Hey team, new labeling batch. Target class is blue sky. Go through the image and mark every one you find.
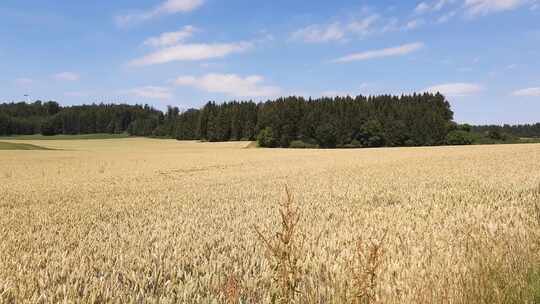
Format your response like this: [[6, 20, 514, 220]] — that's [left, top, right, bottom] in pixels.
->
[[1, 0, 539, 124]]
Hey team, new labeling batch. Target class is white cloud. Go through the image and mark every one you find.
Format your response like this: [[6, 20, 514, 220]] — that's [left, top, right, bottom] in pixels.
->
[[15, 78, 33, 86], [347, 15, 380, 35], [199, 62, 225, 69], [506, 64, 518, 69], [129, 41, 252, 66], [464, 0, 528, 16], [290, 23, 346, 43], [125, 86, 173, 100], [158, 0, 204, 13], [321, 90, 351, 97], [512, 87, 540, 96], [143, 26, 198, 47], [416, 0, 456, 14], [381, 18, 400, 32], [116, 0, 204, 26], [403, 19, 424, 30], [320, 83, 373, 97], [415, 2, 431, 13], [414, 0, 531, 20], [290, 8, 431, 44], [424, 82, 483, 96], [290, 14, 400, 43], [173, 73, 281, 97], [381, 17, 421, 32], [53, 72, 80, 81], [434, 0, 453, 10], [332, 42, 424, 63], [290, 13, 418, 43], [437, 10, 458, 23], [64, 91, 89, 97]]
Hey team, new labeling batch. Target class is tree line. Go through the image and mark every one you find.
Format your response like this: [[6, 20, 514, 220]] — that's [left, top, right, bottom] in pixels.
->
[[0, 101, 162, 136], [471, 124, 540, 139], [194, 94, 455, 148], [1, 95, 538, 148]]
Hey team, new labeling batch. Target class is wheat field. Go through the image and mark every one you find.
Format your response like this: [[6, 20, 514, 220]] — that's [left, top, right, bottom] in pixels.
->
[[1, 138, 539, 303]]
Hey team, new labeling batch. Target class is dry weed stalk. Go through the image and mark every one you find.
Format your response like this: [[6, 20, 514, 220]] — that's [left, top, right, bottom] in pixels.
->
[[254, 185, 303, 303], [220, 274, 241, 304], [351, 230, 387, 304], [534, 185, 540, 226]]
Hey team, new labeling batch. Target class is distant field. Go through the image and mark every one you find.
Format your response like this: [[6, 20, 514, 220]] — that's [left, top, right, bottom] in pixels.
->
[[1, 139, 539, 303], [0, 141, 51, 150], [519, 137, 540, 143], [0, 133, 130, 140]]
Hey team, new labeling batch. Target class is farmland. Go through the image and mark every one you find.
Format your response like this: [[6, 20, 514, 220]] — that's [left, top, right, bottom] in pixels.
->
[[1, 138, 539, 303], [0, 141, 51, 151]]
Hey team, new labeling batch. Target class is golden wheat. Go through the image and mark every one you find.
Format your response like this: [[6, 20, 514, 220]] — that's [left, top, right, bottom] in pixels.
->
[[1, 138, 539, 303]]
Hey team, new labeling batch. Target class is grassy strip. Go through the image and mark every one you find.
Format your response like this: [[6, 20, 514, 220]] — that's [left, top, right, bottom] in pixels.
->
[[471, 137, 540, 145], [518, 138, 540, 144], [527, 268, 540, 303], [0, 133, 130, 140], [244, 141, 258, 149], [0, 141, 52, 150]]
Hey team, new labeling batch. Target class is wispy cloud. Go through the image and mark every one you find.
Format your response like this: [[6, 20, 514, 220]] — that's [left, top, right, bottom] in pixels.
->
[[64, 91, 90, 97], [347, 15, 380, 35], [289, 12, 418, 43], [416, 0, 535, 21], [512, 87, 540, 96], [321, 83, 375, 97], [129, 41, 252, 66], [116, 0, 204, 27], [143, 26, 198, 47], [14, 78, 33, 86], [424, 82, 483, 96], [415, 2, 431, 14], [173, 73, 280, 97], [124, 86, 173, 100], [53, 72, 80, 81], [332, 42, 424, 63], [403, 19, 424, 30], [506, 64, 518, 69], [464, 0, 528, 16], [290, 23, 346, 43], [436, 10, 458, 23], [415, 0, 456, 14], [320, 90, 351, 97]]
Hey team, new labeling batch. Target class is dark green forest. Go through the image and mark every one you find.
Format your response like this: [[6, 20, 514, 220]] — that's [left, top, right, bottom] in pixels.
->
[[0, 101, 162, 136], [1, 94, 539, 148], [471, 124, 540, 139]]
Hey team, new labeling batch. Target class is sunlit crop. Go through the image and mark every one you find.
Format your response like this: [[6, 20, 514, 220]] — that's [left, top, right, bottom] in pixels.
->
[[1, 138, 539, 303]]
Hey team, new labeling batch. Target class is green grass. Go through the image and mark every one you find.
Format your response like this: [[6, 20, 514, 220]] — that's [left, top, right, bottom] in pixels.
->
[[0, 133, 130, 140], [0, 141, 52, 150], [528, 268, 540, 303], [468, 132, 540, 145], [244, 141, 258, 149], [518, 138, 540, 144]]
